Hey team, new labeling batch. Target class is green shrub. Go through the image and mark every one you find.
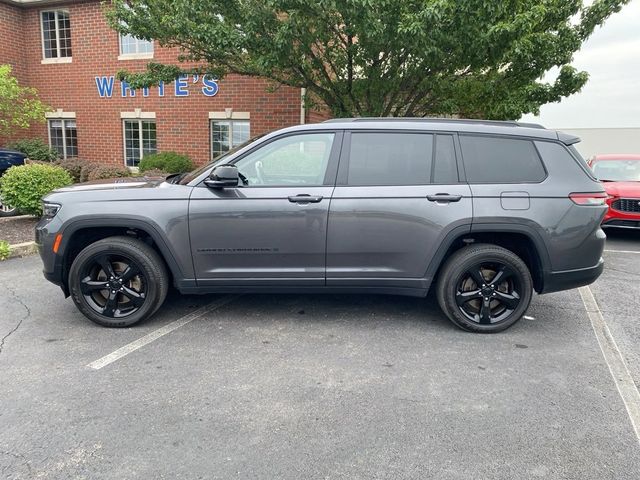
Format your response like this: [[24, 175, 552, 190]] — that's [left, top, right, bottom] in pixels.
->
[[0, 164, 72, 216], [0, 241, 10, 261], [139, 152, 193, 174], [6, 139, 59, 162], [134, 168, 168, 178], [54, 158, 88, 183], [87, 166, 131, 181]]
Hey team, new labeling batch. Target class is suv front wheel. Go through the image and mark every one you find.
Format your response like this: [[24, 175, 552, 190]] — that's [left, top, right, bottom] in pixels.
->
[[68, 236, 169, 327], [436, 244, 533, 333]]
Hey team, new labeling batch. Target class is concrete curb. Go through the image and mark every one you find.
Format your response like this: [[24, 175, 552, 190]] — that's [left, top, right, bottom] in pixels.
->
[[0, 214, 34, 221], [6, 241, 37, 260]]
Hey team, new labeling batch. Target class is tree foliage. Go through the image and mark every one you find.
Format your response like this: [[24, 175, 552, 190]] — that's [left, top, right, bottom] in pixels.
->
[[0, 65, 50, 137], [108, 0, 630, 119]]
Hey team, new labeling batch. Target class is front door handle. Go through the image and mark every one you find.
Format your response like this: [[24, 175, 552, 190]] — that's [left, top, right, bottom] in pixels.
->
[[427, 193, 463, 203], [288, 194, 324, 204]]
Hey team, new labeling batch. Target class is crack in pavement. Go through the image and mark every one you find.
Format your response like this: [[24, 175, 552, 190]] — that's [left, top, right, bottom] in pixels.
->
[[0, 450, 33, 477], [0, 280, 31, 358]]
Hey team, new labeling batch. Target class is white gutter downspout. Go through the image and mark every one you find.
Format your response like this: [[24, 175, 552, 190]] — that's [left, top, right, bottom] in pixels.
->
[[300, 88, 307, 124]]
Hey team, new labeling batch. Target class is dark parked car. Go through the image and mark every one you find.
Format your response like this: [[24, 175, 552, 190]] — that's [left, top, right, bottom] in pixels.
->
[[0, 148, 27, 217], [36, 119, 607, 332]]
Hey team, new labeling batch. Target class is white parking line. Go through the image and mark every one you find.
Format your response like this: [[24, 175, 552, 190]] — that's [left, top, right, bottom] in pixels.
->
[[579, 286, 640, 444], [87, 295, 240, 370], [604, 249, 640, 254]]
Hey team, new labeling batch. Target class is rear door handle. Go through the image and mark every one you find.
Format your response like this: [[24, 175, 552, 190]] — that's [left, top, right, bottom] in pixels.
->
[[288, 194, 324, 204], [427, 193, 463, 203]]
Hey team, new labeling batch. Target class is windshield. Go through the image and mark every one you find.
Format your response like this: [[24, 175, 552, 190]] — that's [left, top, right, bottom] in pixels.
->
[[178, 134, 266, 185], [591, 159, 640, 182]]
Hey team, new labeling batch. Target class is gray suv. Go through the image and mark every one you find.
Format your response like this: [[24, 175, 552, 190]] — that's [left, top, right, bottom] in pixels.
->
[[36, 119, 607, 332]]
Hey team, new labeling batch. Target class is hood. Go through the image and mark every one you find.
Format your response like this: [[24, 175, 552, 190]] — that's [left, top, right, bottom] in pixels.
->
[[55, 175, 167, 192], [602, 181, 640, 198]]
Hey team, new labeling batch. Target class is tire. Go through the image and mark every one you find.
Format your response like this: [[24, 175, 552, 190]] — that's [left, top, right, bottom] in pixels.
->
[[436, 244, 533, 333], [68, 236, 169, 327], [0, 198, 18, 217]]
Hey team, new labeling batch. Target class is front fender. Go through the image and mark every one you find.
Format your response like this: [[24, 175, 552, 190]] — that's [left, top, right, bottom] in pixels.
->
[[56, 214, 193, 287]]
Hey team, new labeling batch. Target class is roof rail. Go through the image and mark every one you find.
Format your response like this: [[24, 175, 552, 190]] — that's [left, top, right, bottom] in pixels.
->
[[323, 117, 546, 129]]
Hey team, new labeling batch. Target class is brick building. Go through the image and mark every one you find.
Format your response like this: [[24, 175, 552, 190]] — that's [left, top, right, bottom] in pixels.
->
[[0, 0, 323, 167]]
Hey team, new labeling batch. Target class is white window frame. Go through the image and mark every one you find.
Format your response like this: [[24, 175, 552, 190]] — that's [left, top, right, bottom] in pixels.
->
[[118, 34, 154, 61], [46, 111, 77, 159], [121, 112, 157, 168], [40, 9, 72, 63], [209, 111, 251, 161]]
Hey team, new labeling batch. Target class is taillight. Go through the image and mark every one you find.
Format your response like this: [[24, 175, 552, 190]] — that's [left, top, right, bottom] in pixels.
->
[[569, 192, 608, 206]]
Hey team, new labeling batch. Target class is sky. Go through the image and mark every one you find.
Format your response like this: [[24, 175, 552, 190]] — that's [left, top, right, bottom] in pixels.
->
[[520, 0, 640, 129]]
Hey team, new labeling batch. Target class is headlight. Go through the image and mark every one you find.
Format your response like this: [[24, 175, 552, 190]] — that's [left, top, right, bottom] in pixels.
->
[[42, 202, 61, 219]]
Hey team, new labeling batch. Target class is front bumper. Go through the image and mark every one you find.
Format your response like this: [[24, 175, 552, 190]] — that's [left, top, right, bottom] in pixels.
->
[[602, 200, 640, 229], [602, 219, 640, 229], [35, 215, 67, 292]]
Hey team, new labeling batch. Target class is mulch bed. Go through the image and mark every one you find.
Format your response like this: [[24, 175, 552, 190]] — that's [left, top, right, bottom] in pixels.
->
[[0, 215, 38, 245]]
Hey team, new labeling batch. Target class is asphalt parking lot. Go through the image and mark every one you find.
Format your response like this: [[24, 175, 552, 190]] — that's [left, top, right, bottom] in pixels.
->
[[1, 230, 639, 479]]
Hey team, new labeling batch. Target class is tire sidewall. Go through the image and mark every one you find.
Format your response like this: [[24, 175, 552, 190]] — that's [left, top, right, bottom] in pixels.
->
[[0, 203, 18, 217], [69, 241, 162, 327], [439, 248, 533, 333]]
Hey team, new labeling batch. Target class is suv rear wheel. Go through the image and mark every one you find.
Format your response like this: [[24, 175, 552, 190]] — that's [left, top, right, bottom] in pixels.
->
[[436, 244, 533, 333], [68, 236, 169, 327]]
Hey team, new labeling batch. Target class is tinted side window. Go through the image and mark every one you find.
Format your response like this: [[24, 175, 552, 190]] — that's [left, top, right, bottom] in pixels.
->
[[348, 133, 433, 186], [460, 135, 546, 183], [433, 135, 458, 183]]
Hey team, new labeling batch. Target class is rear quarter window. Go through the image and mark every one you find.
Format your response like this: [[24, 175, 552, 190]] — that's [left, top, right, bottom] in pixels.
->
[[460, 135, 546, 183], [534, 140, 599, 182]]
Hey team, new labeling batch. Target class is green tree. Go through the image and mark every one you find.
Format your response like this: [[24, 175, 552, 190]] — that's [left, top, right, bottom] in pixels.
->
[[108, 0, 630, 119], [0, 65, 50, 137]]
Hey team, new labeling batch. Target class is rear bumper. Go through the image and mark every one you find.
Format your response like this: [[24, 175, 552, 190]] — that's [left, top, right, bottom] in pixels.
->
[[541, 258, 604, 294]]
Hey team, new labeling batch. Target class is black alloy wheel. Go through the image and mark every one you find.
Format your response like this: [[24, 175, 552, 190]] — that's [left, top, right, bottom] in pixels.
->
[[68, 236, 169, 327], [436, 244, 533, 333], [455, 262, 522, 325], [79, 253, 147, 318]]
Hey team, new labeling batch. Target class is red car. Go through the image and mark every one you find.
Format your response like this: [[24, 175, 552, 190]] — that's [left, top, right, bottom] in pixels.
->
[[588, 154, 640, 229]]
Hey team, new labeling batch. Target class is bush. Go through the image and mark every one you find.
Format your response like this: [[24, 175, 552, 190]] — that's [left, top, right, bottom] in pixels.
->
[[6, 139, 59, 162], [139, 152, 193, 174], [79, 163, 100, 183], [0, 241, 10, 261], [86, 166, 131, 181], [54, 158, 88, 183], [134, 168, 168, 178], [0, 164, 72, 216]]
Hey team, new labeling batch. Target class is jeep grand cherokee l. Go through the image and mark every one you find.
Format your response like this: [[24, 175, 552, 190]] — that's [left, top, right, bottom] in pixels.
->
[[36, 119, 607, 333]]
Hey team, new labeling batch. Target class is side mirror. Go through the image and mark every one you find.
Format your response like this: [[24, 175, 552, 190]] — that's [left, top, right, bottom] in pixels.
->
[[204, 165, 239, 189]]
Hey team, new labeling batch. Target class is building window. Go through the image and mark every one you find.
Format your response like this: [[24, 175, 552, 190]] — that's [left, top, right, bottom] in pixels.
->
[[41, 10, 72, 59], [48, 119, 77, 159], [123, 119, 157, 167], [210, 120, 250, 160], [119, 34, 153, 56]]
